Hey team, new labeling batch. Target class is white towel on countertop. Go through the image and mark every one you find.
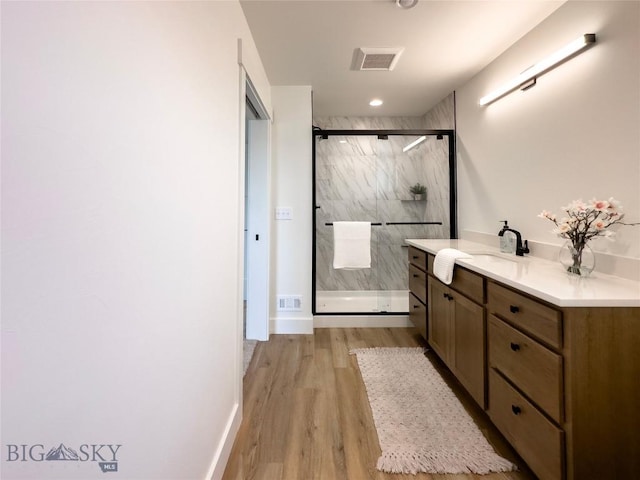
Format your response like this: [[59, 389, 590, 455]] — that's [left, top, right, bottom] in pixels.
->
[[433, 248, 472, 285], [333, 221, 371, 269]]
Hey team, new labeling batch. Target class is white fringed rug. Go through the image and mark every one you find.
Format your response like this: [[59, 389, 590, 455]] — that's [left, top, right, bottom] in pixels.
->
[[351, 347, 517, 475]]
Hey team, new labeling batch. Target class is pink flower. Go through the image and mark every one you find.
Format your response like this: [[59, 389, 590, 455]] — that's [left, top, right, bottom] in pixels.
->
[[538, 210, 556, 221], [590, 198, 609, 211], [564, 199, 586, 212], [539, 196, 634, 245], [553, 223, 571, 235], [607, 197, 623, 211]]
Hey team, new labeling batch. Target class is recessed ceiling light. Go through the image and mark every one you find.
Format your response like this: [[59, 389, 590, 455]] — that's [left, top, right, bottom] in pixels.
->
[[369, 99, 383, 107], [396, 0, 418, 9]]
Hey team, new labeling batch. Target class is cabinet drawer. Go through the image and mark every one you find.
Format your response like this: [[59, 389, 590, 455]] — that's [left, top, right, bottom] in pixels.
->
[[408, 246, 427, 271], [409, 264, 427, 304], [489, 370, 564, 480], [428, 253, 484, 304], [488, 282, 562, 349], [409, 293, 427, 340], [489, 315, 563, 423], [451, 267, 484, 305]]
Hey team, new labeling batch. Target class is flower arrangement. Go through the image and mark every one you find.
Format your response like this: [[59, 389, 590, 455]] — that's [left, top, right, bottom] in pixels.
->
[[539, 197, 637, 275]]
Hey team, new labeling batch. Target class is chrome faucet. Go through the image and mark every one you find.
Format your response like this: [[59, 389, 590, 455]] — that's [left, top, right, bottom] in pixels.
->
[[498, 224, 530, 256]]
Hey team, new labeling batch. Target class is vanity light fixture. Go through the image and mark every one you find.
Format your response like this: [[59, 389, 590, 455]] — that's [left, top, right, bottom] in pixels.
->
[[479, 33, 596, 106], [369, 98, 383, 107], [402, 135, 426, 152]]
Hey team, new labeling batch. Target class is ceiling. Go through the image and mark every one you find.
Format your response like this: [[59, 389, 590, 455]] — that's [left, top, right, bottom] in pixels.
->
[[240, 0, 565, 117]]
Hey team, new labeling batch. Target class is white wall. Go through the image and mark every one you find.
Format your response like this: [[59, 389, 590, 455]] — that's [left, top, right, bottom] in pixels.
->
[[456, 1, 640, 273], [1, 1, 269, 479], [270, 86, 314, 334]]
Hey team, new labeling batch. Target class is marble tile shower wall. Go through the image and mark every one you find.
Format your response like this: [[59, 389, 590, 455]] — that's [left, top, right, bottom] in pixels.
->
[[314, 114, 452, 292], [423, 92, 455, 130]]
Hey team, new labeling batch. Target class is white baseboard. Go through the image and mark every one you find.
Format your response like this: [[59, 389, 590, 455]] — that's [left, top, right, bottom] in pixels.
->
[[270, 316, 314, 334], [314, 315, 411, 328], [205, 402, 241, 480]]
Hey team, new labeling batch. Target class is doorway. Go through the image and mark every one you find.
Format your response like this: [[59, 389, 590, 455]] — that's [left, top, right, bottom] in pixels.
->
[[244, 79, 270, 340]]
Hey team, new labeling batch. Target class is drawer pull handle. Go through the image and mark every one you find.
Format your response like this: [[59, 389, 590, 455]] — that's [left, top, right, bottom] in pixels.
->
[[413, 305, 420, 309], [443, 293, 453, 301], [412, 255, 419, 259], [511, 405, 522, 415], [509, 305, 520, 314], [510, 342, 521, 351], [413, 274, 419, 278]]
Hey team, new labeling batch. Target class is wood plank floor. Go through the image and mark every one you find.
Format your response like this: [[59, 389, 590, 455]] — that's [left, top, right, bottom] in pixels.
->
[[222, 328, 536, 480]]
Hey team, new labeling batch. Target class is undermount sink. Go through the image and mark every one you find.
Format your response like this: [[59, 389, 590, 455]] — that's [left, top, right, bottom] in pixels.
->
[[462, 252, 527, 275], [465, 252, 522, 263]]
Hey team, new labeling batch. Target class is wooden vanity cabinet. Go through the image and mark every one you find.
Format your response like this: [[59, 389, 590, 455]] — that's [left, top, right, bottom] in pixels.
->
[[427, 254, 486, 408], [408, 246, 428, 339], [410, 245, 640, 480], [487, 280, 640, 480], [487, 282, 565, 480], [453, 293, 486, 409], [426, 278, 450, 362]]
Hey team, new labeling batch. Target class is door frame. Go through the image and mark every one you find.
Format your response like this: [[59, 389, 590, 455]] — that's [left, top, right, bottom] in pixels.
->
[[242, 74, 271, 341]]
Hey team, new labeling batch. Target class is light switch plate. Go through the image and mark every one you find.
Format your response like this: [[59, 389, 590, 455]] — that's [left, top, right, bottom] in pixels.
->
[[275, 207, 293, 220]]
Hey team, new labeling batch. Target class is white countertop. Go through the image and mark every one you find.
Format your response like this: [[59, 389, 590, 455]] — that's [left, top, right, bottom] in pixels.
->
[[406, 239, 640, 307]]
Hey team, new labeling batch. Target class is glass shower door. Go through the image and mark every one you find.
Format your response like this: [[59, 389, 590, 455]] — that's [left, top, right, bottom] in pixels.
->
[[313, 131, 451, 314], [314, 134, 380, 313]]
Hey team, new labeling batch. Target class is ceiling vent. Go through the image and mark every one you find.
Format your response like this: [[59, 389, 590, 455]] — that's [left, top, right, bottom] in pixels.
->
[[354, 47, 404, 71]]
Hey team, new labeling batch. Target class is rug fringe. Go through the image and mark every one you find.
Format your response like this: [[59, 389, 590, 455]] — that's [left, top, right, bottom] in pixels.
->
[[376, 450, 517, 475]]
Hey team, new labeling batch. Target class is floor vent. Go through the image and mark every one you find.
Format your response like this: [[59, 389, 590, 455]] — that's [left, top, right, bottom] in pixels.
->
[[355, 47, 404, 71], [277, 295, 302, 312]]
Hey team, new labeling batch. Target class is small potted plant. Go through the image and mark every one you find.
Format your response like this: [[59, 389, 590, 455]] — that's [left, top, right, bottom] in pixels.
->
[[409, 182, 427, 201]]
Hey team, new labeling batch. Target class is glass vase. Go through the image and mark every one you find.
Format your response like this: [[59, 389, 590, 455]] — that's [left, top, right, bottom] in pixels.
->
[[558, 241, 595, 276]]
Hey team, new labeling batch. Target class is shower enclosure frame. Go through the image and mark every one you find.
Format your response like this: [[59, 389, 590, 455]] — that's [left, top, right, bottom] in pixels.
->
[[312, 128, 457, 316]]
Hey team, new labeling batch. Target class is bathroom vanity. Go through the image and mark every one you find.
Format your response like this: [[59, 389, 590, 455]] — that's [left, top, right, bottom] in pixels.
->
[[406, 239, 640, 480], [408, 246, 428, 339]]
